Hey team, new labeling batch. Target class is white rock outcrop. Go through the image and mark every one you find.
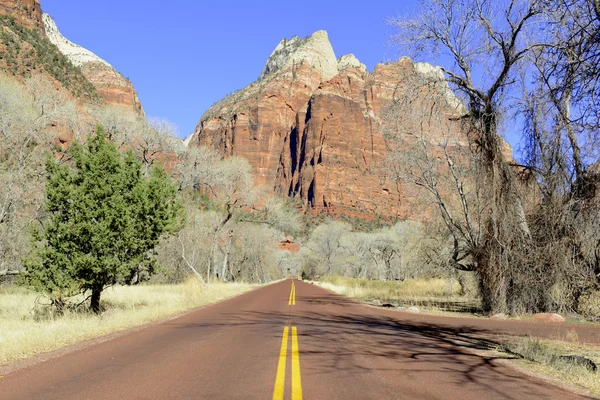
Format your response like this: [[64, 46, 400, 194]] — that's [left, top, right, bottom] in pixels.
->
[[414, 61, 465, 113], [182, 133, 194, 147], [42, 13, 111, 68], [260, 30, 338, 82], [337, 54, 366, 73]]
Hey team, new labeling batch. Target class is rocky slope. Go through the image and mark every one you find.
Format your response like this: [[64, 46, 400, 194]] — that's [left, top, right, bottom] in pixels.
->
[[0, 0, 43, 32], [41, 13, 143, 114], [188, 31, 470, 220], [0, 0, 143, 114]]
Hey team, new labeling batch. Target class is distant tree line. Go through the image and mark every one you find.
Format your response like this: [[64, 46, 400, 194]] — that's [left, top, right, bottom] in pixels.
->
[[0, 72, 301, 314]]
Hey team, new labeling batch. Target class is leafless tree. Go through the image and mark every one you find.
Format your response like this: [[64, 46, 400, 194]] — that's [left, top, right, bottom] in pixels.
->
[[382, 66, 491, 283], [388, 0, 600, 313], [304, 219, 352, 276], [90, 106, 181, 172], [0, 73, 76, 277], [516, 0, 600, 312], [389, 0, 548, 312]]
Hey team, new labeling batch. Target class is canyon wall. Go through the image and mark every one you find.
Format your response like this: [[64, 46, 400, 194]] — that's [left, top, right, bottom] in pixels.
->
[[189, 31, 470, 220]]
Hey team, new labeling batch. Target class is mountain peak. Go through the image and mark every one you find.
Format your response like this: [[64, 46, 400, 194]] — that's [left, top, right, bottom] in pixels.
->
[[260, 30, 338, 82], [41, 12, 143, 115], [337, 54, 366, 73], [42, 13, 111, 68]]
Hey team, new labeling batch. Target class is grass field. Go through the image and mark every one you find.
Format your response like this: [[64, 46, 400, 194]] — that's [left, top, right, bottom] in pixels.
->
[[316, 276, 480, 313], [0, 279, 254, 365], [501, 336, 600, 397]]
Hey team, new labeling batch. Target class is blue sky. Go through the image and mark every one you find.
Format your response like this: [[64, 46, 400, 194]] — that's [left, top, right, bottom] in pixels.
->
[[41, 0, 417, 139], [39, 0, 526, 159]]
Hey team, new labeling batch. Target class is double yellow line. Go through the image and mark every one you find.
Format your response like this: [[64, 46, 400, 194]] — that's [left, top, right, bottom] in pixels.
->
[[272, 326, 302, 400], [273, 280, 302, 399], [288, 280, 296, 305]]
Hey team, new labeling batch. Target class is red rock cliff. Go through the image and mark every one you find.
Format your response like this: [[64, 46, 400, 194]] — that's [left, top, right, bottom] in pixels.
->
[[0, 0, 43, 32], [80, 61, 143, 115], [188, 31, 471, 220]]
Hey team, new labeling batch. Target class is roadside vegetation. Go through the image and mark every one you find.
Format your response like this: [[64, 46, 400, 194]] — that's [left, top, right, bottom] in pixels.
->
[[500, 337, 600, 397], [0, 72, 300, 294], [0, 279, 253, 364], [380, 0, 600, 317], [316, 276, 477, 314], [0, 68, 300, 362], [319, 276, 463, 299]]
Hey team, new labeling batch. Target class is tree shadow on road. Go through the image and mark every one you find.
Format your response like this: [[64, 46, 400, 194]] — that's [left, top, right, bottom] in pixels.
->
[[167, 291, 590, 399]]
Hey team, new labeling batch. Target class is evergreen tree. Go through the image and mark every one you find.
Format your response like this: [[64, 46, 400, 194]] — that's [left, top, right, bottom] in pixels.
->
[[21, 126, 184, 313]]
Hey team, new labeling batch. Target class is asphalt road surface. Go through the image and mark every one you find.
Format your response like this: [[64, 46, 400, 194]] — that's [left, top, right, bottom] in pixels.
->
[[2, 280, 599, 399]]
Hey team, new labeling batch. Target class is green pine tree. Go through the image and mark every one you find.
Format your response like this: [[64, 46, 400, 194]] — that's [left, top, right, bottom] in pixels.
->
[[21, 126, 184, 313]]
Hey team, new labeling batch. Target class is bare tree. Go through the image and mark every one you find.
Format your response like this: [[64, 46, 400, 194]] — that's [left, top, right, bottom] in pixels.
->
[[135, 117, 180, 171], [90, 106, 181, 171], [175, 145, 222, 191], [304, 220, 353, 276], [526, 0, 600, 188], [387, 0, 600, 313], [0, 73, 76, 277], [389, 0, 546, 312], [516, 0, 600, 312], [382, 67, 488, 278], [89, 105, 138, 148]]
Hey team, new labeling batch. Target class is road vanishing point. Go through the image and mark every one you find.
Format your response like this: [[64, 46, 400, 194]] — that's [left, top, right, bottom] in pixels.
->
[[1, 279, 598, 399]]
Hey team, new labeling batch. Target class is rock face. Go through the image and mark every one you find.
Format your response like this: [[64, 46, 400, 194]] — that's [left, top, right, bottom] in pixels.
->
[[79, 61, 144, 115], [42, 13, 143, 114], [188, 31, 469, 219], [260, 30, 338, 82], [337, 54, 366, 73], [0, 0, 43, 32], [0, 2, 143, 114], [279, 237, 300, 253]]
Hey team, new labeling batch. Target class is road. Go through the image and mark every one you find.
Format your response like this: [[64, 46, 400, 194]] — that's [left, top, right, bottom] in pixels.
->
[[1, 279, 598, 399]]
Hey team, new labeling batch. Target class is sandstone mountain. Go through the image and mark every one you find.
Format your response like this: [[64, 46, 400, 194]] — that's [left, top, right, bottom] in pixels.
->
[[42, 13, 143, 114], [0, 0, 142, 114], [187, 31, 472, 220]]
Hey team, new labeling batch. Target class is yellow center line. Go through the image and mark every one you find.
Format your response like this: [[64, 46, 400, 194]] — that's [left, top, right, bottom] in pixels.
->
[[272, 326, 303, 400], [291, 326, 303, 400], [292, 282, 296, 305], [275, 281, 302, 398], [272, 326, 289, 400], [288, 280, 296, 306]]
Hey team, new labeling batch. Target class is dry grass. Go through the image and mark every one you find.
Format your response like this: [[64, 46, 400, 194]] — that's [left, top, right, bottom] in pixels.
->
[[578, 291, 600, 320], [0, 279, 254, 365], [502, 336, 600, 397], [316, 276, 479, 313]]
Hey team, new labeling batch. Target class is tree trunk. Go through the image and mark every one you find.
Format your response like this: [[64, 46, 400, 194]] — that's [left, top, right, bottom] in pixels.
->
[[221, 233, 233, 281], [53, 298, 65, 315], [90, 285, 102, 314], [207, 240, 216, 284], [476, 107, 530, 314], [385, 257, 393, 281]]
